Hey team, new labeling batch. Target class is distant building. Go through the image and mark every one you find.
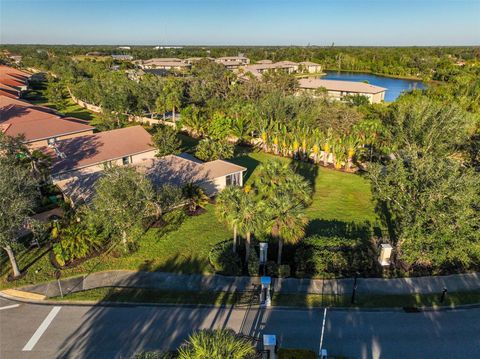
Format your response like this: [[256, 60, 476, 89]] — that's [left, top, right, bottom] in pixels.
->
[[0, 95, 94, 148], [240, 60, 322, 77], [215, 56, 250, 69], [117, 46, 131, 50], [298, 78, 386, 104], [138, 58, 191, 71], [111, 54, 133, 61]]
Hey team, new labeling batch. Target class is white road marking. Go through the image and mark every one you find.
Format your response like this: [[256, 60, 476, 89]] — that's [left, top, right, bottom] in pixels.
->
[[0, 304, 20, 311], [22, 306, 61, 351]]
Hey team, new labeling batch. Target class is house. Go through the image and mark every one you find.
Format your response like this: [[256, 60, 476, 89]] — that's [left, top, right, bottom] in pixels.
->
[[46, 125, 157, 180], [0, 96, 94, 148], [215, 56, 250, 69], [139, 58, 191, 71], [298, 78, 386, 104], [240, 60, 321, 78], [137, 154, 247, 196], [298, 61, 322, 74], [0, 66, 32, 98]]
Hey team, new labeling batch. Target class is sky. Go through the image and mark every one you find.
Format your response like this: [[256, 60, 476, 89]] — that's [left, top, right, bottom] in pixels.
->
[[1, 0, 479, 46]]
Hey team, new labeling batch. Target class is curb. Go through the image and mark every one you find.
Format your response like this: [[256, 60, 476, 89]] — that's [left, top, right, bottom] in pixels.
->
[[2, 290, 479, 313]]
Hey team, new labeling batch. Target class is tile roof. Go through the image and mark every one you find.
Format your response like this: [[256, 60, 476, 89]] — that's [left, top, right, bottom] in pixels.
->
[[0, 105, 94, 143], [0, 95, 58, 114], [298, 78, 386, 94], [48, 126, 155, 174], [137, 155, 246, 187]]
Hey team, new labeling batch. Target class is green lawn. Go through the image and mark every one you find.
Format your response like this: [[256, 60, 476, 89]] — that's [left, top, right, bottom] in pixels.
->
[[1, 151, 379, 289]]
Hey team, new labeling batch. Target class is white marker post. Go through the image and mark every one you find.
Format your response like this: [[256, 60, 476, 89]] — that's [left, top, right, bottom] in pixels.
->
[[318, 307, 328, 359]]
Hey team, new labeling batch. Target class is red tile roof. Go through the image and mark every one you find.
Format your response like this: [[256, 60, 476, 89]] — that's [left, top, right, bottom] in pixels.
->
[[0, 105, 94, 143], [0, 95, 58, 114], [48, 126, 155, 174]]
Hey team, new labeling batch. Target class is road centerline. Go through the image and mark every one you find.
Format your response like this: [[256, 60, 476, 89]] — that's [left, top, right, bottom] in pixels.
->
[[0, 304, 20, 311], [22, 306, 62, 351]]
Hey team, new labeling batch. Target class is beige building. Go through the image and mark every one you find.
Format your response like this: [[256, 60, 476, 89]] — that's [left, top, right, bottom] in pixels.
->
[[298, 78, 386, 104], [47, 126, 157, 181], [215, 56, 250, 69], [240, 60, 321, 78], [139, 58, 191, 71]]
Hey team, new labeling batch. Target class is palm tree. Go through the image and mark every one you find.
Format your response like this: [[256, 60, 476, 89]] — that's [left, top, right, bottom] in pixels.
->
[[215, 186, 244, 253], [178, 329, 256, 359], [182, 183, 209, 213], [255, 160, 291, 199], [236, 193, 264, 264], [164, 78, 183, 122], [266, 195, 308, 264]]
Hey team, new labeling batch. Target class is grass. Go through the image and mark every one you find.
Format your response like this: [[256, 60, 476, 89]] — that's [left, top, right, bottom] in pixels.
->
[[50, 287, 480, 309], [1, 150, 379, 289]]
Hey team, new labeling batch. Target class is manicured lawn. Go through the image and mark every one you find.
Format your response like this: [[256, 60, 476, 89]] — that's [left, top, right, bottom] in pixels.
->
[[1, 151, 379, 289]]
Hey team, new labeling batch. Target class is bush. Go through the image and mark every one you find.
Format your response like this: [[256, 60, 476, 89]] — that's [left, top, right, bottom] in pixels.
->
[[195, 138, 234, 161], [209, 241, 242, 276], [294, 235, 373, 278], [278, 348, 316, 359], [247, 248, 259, 276], [265, 261, 278, 277], [278, 264, 291, 278]]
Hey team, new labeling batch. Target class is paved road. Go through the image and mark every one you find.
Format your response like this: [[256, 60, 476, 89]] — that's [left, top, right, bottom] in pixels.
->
[[1, 297, 479, 359]]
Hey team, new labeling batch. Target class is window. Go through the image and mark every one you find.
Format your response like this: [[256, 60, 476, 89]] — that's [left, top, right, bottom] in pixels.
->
[[122, 156, 130, 165], [226, 172, 241, 186]]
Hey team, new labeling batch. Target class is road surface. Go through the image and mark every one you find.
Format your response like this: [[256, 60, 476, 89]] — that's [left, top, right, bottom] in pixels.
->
[[1, 296, 479, 359]]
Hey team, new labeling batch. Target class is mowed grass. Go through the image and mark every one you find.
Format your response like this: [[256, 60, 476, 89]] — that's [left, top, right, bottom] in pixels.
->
[[1, 151, 378, 289]]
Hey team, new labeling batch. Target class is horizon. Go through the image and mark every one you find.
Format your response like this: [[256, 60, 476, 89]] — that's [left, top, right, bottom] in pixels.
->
[[1, 0, 479, 46]]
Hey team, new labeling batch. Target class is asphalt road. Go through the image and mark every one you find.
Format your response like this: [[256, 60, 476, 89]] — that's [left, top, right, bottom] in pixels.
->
[[1, 296, 479, 359]]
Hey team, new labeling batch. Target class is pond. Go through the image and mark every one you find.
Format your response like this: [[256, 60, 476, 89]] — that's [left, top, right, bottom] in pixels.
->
[[322, 71, 425, 102]]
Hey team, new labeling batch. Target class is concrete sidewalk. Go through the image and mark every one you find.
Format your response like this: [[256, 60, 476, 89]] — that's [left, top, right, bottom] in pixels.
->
[[18, 270, 480, 298]]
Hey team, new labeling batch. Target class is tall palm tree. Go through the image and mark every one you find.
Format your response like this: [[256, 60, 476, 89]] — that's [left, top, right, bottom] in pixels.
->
[[255, 160, 291, 199], [164, 78, 183, 122], [236, 193, 264, 264], [266, 195, 308, 264], [215, 186, 244, 253]]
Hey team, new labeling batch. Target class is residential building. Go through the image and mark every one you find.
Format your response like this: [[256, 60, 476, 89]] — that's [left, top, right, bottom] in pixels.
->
[[215, 56, 250, 69], [0, 65, 32, 98], [46, 125, 157, 180], [0, 96, 94, 148], [298, 78, 386, 104], [240, 60, 321, 78], [138, 58, 191, 71], [111, 54, 133, 61], [137, 154, 247, 196], [298, 61, 322, 73]]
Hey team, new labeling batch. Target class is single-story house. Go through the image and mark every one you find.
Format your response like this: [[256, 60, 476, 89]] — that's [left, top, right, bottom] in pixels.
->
[[298, 78, 386, 104], [137, 154, 247, 196], [0, 98, 95, 148], [46, 125, 157, 181], [0, 66, 31, 98], [56, 153, 247, 206]]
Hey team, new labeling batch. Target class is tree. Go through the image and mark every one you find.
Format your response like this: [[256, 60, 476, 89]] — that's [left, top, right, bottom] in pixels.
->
[[178, 329, 256, 359], [195, 138, 234, 161], [164, 78, 183, 122], [216, 186, 245, 253], [266, 195, 308, 264], [368, 154, 480, 272], [0, 134, 40, 278], [46, 80, 68, 111], [236, 193, 264, 263], [151, 125, 181, 157], [91, 166, 157, 251], [182, 183, 209, 213]]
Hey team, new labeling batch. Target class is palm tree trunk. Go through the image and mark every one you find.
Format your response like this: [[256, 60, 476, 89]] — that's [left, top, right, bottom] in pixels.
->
[[245, 232, 251, 264], [277, 239, 283, 265], [172, 107, 176, 122], [122, 230, 128, 252], [232, 225, 237, 253], [4, 245, 21, 278]]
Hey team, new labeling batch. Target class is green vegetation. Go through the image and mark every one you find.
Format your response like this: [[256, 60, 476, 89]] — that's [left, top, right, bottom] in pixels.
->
[[278, 348, 316, 359], [51, 287, 480, 309]]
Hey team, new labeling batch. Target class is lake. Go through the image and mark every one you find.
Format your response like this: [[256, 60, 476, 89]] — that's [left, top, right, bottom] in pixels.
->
[[322, 71, 425, 102]]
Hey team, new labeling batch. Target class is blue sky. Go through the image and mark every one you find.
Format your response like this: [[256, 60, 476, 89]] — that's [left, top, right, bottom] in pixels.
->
[[1, 0, 479, 45]]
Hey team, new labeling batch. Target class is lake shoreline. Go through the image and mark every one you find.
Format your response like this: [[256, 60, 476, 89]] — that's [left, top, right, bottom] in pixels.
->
[[322, 68, 424, 81]]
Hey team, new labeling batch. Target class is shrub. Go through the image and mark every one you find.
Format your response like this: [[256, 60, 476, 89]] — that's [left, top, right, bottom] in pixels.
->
[[195, 138, 234, 161], [265, 261, 278, 277], [294, 235, 373, 278], [247, 248, 259, 276], [209, 241, 242, 276], [278, 264, 291, 278], [278, 348, 316, 359], [182, 183, 209, 213]]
